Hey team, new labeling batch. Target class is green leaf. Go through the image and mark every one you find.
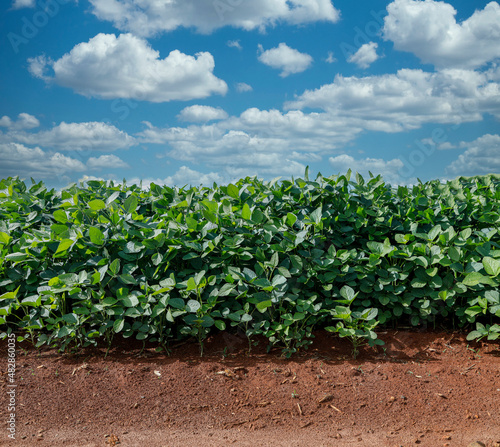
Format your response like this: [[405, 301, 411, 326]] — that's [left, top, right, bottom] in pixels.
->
[[169, 298, 185, 309], [88, 199, 106, 211], [62, 313, 78, 324], [483, 256, 500, 277], [124, 195, 139, 213], [251, 208, 264, 224], [113, 319, 125, 333], [310, 206, 322, 225], [0, 231, 11, 245], [89, 226, 105, 245], [109, 259, 121, 276], [121, 295, 139, 307], [427, 225, 441, 241], [202, 209, 217, 224], [271, 274, 287, 287], [256, 300, 273, 312], [286, 213, 297, 227], [119, 274, 137, 285], [186, 277, 197, 291], [241, 314, 252, 323], [340, 285, 356, 301], [201, 315, 215, 328], [227, 183, 239, 199], [448, 247, 461, 263], [462, 272, 495, 287], [241, 203, 252, 220], [57, 326, 72, 338], [466, 330, 483, 341], [0, 288, 19, 300], [361, 308, 378, 321], [186, 300, 201, 313], [253, 278, 272, 289], [186, 216, 198, 231], [55, 239, 74, 255], [53, 210, 68, 224], [214, 320, 226, 331], [6, 252, 28, 262]]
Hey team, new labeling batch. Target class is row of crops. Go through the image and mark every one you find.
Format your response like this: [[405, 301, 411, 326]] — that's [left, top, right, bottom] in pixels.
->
[[0, 170, 499, 357]]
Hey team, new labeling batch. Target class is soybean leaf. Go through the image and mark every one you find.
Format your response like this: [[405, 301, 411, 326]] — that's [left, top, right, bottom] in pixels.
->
[[109, 259, 121, 276], [124, 195, 139, 213], [186, 300, 201, 313], [121, 295, 139, 307], [89, 226, 105, 245], [88, 199, 106, 211], [483, 257, 500, 277]]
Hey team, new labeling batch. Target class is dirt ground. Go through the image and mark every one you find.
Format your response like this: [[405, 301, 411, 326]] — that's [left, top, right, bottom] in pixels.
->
[[1, 329, 499, 447]]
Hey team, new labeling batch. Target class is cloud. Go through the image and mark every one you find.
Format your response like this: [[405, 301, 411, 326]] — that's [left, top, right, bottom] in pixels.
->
[[0, 143, 86, 180], [329, 154, 406, 185], [446, 134, 500, 176], [12, 0, 35, 9], [135, 64, 500, 184], [0, 113, 40, 130], [139, 108, 363, 158], [437, 142, 457, 150], [227, 40, 242, 50], [420, 137, 457, 151], [348, 42, 379, 68], [177, 105, 228, 123], [78, 175, 107, 184], [383, 0, 500, 69], [136, 108, 366, 184], [89, 0, 340, 36], [128, 166, 228, 189], [7, 121, 136, 152], [325, 51, 337, 63], [286, 68, 500, 130], [87, 154, 130, 170], [258, 43, 313, 77], [236, 82, 253, 92], [28, 33, 228, 102]]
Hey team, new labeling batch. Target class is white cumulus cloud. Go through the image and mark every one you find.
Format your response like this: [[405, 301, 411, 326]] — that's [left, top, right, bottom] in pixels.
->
[[0, 143, 86, 180], [329, 154, 406, 185], [28, 33, 228, 102], [383, 0, 500, 69], [8, 121, 136, 152], [12, 0, 35, 9], [177, 105, 228, 123], [128, 167, 228, 189], [0, 113, 40, 130], [89, 0, 340, 36], [87, 154, 130, 170], [446, 134, 500, 176], [258, 43, 313, 77], [236, 82, 253, 92], [286, 68, 500, 130], [227, 40, 242, 50], [348, 42, 379, 68], [326, 51, 337, 63]]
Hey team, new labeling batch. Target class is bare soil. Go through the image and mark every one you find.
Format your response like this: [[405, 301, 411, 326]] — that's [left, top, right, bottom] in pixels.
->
[[1, 330, 500, 447]]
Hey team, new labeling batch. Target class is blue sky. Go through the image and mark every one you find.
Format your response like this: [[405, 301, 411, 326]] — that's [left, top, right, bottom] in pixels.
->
[[1, 0, 499, 188]]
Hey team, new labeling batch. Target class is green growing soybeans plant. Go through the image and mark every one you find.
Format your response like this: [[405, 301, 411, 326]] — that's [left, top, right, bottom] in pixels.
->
[[325, 286, 384, 359]]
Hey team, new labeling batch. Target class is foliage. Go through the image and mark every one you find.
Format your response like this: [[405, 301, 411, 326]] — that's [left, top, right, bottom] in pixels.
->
[[325, 286, 384, 359], [0, 169, 499, 357]]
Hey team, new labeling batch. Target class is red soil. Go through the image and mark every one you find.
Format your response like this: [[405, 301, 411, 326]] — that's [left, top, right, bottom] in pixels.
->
[[1, 330, 499, 446]]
